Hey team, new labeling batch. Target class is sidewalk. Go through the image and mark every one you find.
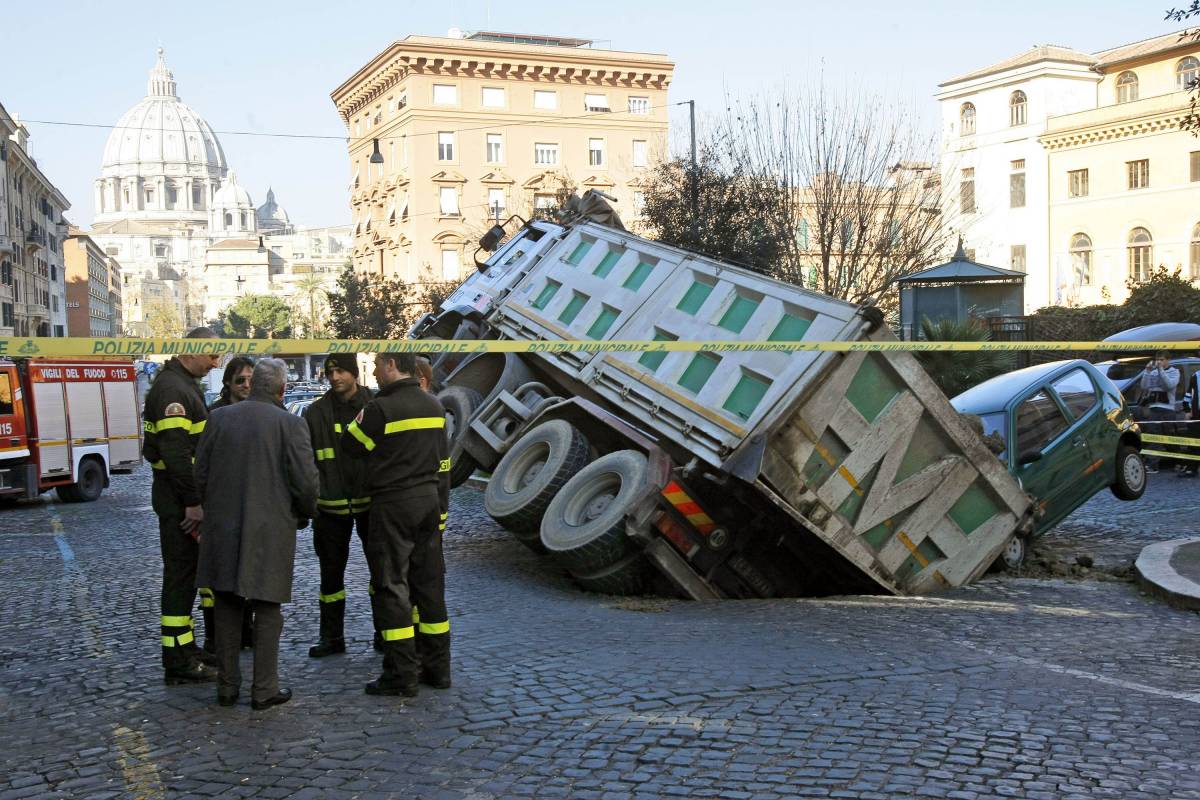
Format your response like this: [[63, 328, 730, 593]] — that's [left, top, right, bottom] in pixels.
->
[[1136, 537, 1200, 611]]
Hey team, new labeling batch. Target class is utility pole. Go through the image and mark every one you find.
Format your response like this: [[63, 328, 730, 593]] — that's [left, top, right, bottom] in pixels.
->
[[688, 100, 698, 243]]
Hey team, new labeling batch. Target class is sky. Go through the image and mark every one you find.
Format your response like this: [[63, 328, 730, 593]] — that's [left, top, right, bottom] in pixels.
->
[[0, 0, 1186, 229]]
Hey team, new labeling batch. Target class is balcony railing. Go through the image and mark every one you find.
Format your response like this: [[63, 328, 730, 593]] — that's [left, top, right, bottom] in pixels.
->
[[1044, 89, 1191, 134]]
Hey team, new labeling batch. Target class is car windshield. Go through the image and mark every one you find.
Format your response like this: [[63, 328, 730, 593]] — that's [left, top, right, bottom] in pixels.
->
[[1104, 359, 1150, 380], [978, 412, 1009, 460]]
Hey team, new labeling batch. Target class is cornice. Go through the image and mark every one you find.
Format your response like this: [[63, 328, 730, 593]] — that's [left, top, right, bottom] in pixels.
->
[[1039, 110, 1189, 150], [334, 45, 672, 122]]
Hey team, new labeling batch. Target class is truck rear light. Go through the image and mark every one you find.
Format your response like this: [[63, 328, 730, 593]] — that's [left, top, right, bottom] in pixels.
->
[[653, 510, 700, 559]]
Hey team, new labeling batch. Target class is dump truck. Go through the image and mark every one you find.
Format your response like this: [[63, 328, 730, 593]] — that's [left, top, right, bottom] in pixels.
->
[[410, 195, 1033, 598], [0, 358, 142, 502]]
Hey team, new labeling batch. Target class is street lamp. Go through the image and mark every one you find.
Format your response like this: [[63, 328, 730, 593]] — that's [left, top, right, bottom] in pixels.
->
[[369, 139, 384, 164]]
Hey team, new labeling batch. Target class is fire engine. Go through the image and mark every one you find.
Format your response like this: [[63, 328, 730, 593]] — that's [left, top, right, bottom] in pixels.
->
[[0, 359, 142, 502]]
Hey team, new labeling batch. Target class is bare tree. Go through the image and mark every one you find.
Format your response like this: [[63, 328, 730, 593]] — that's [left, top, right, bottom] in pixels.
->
[[712, 82, 957, 312]]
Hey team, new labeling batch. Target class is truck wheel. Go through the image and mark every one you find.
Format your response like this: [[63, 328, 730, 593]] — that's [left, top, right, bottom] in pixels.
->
[[570, 553, 652, 596], [438, 386, 483, 488], [57, 459, 104, 503], [1110, 445, 1146, 501], [485, 420, 590, 551], [540, 449, 647, 572]]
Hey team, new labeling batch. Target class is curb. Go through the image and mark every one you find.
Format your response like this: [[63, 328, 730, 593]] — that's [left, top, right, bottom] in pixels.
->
[[1135, 537, 1200, 611]]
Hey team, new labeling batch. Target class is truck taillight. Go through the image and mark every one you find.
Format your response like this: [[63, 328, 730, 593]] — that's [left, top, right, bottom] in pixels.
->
[[653, 511, 700, 559]]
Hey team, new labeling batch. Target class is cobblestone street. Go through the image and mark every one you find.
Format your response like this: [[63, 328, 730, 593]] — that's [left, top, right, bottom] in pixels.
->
[[1, 466, 1198, 799]]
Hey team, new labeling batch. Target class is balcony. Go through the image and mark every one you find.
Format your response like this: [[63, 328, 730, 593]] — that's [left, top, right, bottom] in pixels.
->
[[0, 235, 12, 255], [24, 224, 46, 252], [1044, 90, 1190, 136]]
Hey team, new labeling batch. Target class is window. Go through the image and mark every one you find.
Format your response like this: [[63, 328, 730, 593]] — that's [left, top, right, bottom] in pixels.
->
[[588, 138, 605, 167], [486, 134, 503, 163], [960, 167, 976, 213], [1051, 369, 1098, 421], [432, 84, 457, 105], [1127, 159, 1149, 190], [482, 87, 505, 107], [534, 90, 557, 110], [1128, 227, 1152, 281], [1015, 390, 1070, 457], [632, 140, 647, 168], [534, 194, 556, 219], [166, 186, 178, 207], [1178, 57, 1200, 90], [154, 244, 167, 258], [1009, 91, 1027, 126], [488, 188, 506, 217], [1071, 233, 1093, 286], [534, 143, 559, 166], [1, 303, 12, 330], [437, 132, 454, 161], [1010, 159, 1026, 208], [441, 249, 459, 280], [1191, 151, 1200, 182], [584, 93, 610, 112], [1010, 244, 1026, 272], [1068, 169, 1089, 198], [628, 96, 650, 115], [960, 102, 976, 135], [1191, 223, 1200, 280], [1116, 71, 1139, 103], [439, 187, 458, 216], [192, 185, 203, 208], [145, 188, 155, 204]]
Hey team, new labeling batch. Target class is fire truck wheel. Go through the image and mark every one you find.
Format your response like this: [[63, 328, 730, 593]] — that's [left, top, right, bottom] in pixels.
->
[[540, 449, 647, 572], [485, 420, 590, 551], [570, 553, 652, 596], [57, 459, 105, 503], [437, 386, 484, 488]]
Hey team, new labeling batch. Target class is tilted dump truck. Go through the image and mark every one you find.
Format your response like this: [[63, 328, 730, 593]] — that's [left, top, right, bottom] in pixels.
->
[[411, 197, 1033, 599]]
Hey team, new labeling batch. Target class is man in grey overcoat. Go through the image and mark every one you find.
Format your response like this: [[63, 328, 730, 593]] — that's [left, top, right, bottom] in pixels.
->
[[195, 358, 319, 710]]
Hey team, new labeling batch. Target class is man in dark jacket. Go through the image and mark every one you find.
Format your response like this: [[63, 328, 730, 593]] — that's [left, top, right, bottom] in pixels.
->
[[143, 327, 221, 684], [195, 358, 319, 710], [304, 353, 373, 657], [343, 351, 451, 697]]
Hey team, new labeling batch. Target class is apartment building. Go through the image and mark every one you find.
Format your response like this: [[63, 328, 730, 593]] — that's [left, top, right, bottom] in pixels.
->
[[64, 227, 118, 337]]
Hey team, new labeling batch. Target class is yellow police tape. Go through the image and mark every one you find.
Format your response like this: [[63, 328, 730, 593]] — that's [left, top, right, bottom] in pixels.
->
[[1140, 433, 1200, 447], [2, 337, 1199, 358]]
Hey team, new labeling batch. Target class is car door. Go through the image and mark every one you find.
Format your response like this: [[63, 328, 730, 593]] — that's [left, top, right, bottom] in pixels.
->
[[1047, 367, 1108, 497], [1010, 379, 1094, 534]]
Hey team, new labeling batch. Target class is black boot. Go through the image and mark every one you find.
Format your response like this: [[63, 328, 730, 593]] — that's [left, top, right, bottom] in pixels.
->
[[165, 660, 216, 685], [417, 631, 451, 689], [308, 599, 346, 658], [366, 638, 418, 696]]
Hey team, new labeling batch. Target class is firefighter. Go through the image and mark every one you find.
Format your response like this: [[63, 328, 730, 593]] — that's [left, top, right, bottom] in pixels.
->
[[143, 327, 221, 684], [343, 351, 451, 696], [304, 353, 373, 657]]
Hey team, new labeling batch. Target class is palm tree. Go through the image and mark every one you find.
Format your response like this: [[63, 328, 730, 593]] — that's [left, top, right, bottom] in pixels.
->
[[294, 275, 328, 338], [914, 317, 1015, 398]]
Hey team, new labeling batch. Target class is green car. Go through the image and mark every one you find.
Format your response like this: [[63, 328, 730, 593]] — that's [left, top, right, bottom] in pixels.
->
[[951, 359, 1145, 568]]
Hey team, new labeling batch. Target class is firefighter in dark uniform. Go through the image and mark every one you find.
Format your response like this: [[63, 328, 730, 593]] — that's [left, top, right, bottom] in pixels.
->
[[304, 353, 374, 657], [142, 328, 221, 684], [343, 351, 451, 696]]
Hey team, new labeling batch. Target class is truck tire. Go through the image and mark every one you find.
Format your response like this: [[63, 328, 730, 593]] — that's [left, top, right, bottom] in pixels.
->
[[540, 449, 647, 572], [438, 386, 483, 487], [57, 459, 104, 503], [1110, 444, 1146, 501], [570, 553, 652, 595], [485, 420, 590, 551]]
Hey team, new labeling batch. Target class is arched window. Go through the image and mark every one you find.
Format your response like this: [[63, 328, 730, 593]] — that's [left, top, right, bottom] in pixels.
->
[[960, 102, 976, 136], [1128, 227, 1152, 282], [1191, 223, 1200, 279], [1070, 233, 1093, 286], [1178, 57, 1200, 90], [1116, 71, 1139, 103], [224, 212, 233, 228], [1009, 91, 1027, 126]]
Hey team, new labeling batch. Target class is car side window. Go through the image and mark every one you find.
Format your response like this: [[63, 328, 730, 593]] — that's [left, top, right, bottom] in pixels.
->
[[1015, 390, 1070, 456], [1050, 368, 1098, 421]]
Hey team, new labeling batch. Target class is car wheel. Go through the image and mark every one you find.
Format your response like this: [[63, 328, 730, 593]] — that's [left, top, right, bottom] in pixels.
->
[[484, 420, 590, 551], [1110, 444, 1146, 501], [437, 386, 483, 488], [540, 450, 647, 572], [998, 534, 1026, 571]]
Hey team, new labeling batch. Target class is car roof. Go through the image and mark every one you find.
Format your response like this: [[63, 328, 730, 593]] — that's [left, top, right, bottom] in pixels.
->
[[951, 359, 1088, 414], [1102, 322, 1200, 342]]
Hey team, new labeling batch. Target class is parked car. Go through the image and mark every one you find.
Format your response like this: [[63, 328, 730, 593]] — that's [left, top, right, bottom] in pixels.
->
[[286, 397, 316, 417], [951, 359, 1145, 567], [1093, 323, 1200, 413]]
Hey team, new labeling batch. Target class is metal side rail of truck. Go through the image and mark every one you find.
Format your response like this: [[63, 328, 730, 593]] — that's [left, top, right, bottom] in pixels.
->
[[411, 193, 1035, 599], [0, 358, 142, 503]]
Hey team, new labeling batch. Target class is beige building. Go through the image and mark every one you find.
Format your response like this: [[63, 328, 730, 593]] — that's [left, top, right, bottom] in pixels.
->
[[1042, 33, 1200, 305], [64, 228, 119, 337], [1, 102, 70, 337], [939, 30, 1200, 311], [331, 31, 673, 283]]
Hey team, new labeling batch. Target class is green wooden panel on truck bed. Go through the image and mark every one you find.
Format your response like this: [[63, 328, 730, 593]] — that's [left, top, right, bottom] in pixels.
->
[[586, 305, 621, 339], [622, 261, 655, 291], [722, 370, 772, 420], [566, 240, 593, 265], [846, 355, 901, 424], [718, 295, 760, 334], [559, 291, 589, 325], [676, 280, 714, 315], [593, 250, 623, 278], [768, 313, 813, 345], [948, 482, 999, 536], [532, 281, 560, 310], [678, 352, 720, 394], [638, 329, 676, 372]]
